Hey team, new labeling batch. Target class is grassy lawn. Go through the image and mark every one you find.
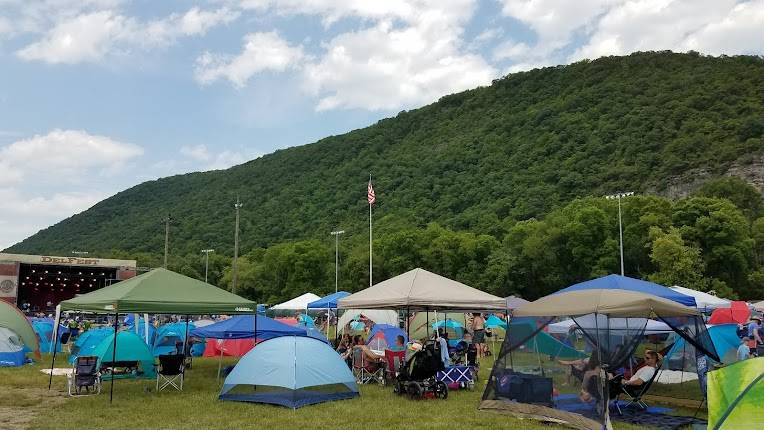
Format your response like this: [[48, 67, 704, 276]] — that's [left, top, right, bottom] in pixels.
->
[[0, 354, 656, 430]]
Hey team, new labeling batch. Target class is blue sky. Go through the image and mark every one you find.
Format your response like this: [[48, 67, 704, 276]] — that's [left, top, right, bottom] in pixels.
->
[[1, 0, 763, 249]]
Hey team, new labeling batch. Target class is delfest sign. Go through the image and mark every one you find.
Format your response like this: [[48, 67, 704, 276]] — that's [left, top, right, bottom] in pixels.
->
[[0, 253, 136, 269], [0, 276, 17, 298]]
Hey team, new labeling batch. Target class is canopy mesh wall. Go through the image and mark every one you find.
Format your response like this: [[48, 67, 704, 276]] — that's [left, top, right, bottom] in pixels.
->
[[481, 312, 718, 429]]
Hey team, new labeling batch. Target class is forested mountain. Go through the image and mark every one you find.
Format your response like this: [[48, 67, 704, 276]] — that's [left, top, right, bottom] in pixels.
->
[[6, 52, 764, 301]]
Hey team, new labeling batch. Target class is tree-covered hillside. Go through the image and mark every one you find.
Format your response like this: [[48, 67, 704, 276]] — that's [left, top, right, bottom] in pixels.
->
[[5, 52, 764, 300]]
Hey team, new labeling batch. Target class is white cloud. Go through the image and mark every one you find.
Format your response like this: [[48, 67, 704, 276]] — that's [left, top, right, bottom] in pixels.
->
[[15, 6, 239, 64], [0, 129, 143, 184], [238, 0, 417, 25], [493, 0, 764, 70], [0, 129, 141, 250], [195, 31, 304, 87], [179, 144, 251, 171]]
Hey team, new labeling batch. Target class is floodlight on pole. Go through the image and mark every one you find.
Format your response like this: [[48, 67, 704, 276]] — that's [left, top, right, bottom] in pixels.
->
[[330, 230, 345, 295], [161, 214, 175, 268], [604, 191, 635, 276], [201, 249, 214, 283], [71, 251, 89, 256]]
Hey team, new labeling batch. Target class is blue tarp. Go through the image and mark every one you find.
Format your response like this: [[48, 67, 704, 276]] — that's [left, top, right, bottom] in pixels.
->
[[307, 291, 350, 309], [190, 315, 307, 340], [220, 336, 359, 408], [555, 274, 696, 307], [367, 324, 407, 350]]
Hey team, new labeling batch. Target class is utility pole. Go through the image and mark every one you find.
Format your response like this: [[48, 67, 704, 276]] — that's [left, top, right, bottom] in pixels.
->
[[604, 192, 634, 276], [330, 230, 345, 294], [162, 214, 174, 268], [232, 198, 243, 294], [201, 249, 214, 283]]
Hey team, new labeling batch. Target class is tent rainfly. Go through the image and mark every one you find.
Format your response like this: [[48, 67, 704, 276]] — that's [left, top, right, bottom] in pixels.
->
[[271, 293, 322, 310], [337, 268, 506, 311]]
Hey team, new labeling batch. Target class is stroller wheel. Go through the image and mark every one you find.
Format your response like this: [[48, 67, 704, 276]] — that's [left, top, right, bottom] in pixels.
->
[[407, 381, 422, 399], [435, 381, 448, 399]]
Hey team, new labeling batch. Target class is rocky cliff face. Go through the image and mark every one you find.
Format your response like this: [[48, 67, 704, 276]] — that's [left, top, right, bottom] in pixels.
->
[[655, 153, 764, 199]]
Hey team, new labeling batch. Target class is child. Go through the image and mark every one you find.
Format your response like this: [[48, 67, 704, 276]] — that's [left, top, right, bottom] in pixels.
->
[[738, 336, 751, 361]]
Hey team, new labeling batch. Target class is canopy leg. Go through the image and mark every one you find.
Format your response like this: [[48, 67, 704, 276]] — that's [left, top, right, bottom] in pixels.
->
[[48, 305, 62, 390], [109, 312, 118, 404]]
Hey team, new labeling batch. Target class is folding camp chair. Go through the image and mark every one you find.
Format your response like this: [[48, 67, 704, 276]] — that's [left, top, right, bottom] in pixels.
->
[[352, 347, 384, 385], [618, 368, 659, 410], [156, 354, 185, 392], [67, 355, 101, 396], [384, 349, 406, 383]]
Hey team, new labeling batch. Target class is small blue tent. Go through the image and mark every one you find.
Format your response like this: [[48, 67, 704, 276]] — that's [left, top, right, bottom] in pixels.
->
[[220, 336, 358, 408], [555, 274, 696, 307], [153, 322, 204, 357], [485, 315, 508, 329], [0, 327, 26, 366], [367, 323, 406, 351], [666, 324, 742, 365], [92, 331, 156, 378], [190, 315, 307, 340], [432, 319, 465, 347], [307, 291, 350, 309], [31, 319, 68, 353], [68, 327, 113, 364]]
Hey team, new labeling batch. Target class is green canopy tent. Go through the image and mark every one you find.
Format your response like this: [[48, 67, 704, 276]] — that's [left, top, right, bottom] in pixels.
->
[[708, 357, 764, 429], [49, 268, 257, 402]]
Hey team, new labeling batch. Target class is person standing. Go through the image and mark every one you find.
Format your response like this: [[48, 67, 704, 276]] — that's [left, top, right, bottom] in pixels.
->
[[747, 316, 762, 355], [471, 313, 486, 357]]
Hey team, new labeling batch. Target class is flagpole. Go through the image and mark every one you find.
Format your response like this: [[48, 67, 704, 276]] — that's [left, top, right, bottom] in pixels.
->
[[369, 174, 373, 287]]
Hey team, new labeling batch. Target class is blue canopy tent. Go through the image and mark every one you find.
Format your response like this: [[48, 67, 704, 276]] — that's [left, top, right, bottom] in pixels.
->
[[367, 323, 407, 351], [190, 315, 311, 380], [555, 274, 697, 307], [190, 315, 307, 340], [220, 336, 359, 408], [307, 292, 350, 309]]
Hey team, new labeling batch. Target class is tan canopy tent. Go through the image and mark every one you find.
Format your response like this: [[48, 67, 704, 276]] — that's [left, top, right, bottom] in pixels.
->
[[753, 300, 764, 312], [337, 268, 505, 311]]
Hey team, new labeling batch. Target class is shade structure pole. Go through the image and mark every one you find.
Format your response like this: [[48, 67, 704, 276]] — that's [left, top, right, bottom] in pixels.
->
[[217, 340, 224, 382], [505, 308, 512, 369], [48, 305, 62, 390], [618, 195, 624, 276], [109, 312, 118, 404], [182, 315, 190, 379], [232, 197, 242, 294], [144, 314, 150, 344]]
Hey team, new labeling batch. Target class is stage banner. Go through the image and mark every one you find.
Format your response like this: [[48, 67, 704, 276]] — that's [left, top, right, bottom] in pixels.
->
[[0, 275, 18, 299]]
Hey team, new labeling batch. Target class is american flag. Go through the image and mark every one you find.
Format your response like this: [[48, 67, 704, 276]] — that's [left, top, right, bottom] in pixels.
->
[[367, 180, 376, 205]]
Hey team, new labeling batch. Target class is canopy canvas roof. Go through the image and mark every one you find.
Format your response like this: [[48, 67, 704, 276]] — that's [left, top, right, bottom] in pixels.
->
[[271, 293, 321, 310], [59, 268, 256, 314], [337, 268, 506, 311], [505, 296, 529, 310], [556, 274, 696, 307], [669, 286, 730, 309], [514, 289, 699, 318]]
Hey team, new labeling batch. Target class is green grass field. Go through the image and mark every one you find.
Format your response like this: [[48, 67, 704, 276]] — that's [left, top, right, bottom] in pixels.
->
[[0, 354, 662, 430]]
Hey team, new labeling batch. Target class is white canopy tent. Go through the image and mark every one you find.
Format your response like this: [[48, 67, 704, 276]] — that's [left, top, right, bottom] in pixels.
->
[[753, 300, 764, 312], [270, 293, 322, 310], [669, 286, 730, 310], [337, 268, 505, 311], [337, 309, 399, 329], [547, 314, 672, 335]]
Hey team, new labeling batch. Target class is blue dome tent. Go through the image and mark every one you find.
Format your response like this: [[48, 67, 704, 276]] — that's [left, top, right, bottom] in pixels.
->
[[0, 327, 27, 366], [432, 319, 465, 347], [68, 327, 113, 364], [220, 336, 359, 408], [555, 274, 696, 307], [92, 331, 156, 379], [31, 319, 68, 353], [367, 323, 406, 351], [153, 322, 204, 357]]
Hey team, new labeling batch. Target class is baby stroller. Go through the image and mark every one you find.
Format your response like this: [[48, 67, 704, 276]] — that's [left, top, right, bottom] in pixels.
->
[[450, 340, 478, 367], [394, 341, 448, 399]]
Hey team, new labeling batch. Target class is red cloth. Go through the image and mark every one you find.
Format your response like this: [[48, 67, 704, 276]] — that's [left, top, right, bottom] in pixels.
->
[[274, 317, 298, 326], [202, 338, 256, 357], [708, 301, 750, 324]]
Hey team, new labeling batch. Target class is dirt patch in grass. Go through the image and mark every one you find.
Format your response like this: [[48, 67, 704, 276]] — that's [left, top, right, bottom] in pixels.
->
[[0, 388, 67, 430]]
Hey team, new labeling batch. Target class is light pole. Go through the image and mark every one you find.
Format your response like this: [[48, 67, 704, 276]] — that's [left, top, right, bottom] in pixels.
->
[[201, 249, 214, 283], [232, 198, 242, 294], [162, 214, 174, 268], [605, 192, 634, 276], [330, 230, 345, 295]]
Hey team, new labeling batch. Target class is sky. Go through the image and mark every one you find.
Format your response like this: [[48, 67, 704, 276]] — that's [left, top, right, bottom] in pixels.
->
[[1, 0, 763, 250]]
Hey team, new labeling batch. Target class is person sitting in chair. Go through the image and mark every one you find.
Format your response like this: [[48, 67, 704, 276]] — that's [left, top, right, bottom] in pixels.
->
[[622, 350, 660, 388]]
